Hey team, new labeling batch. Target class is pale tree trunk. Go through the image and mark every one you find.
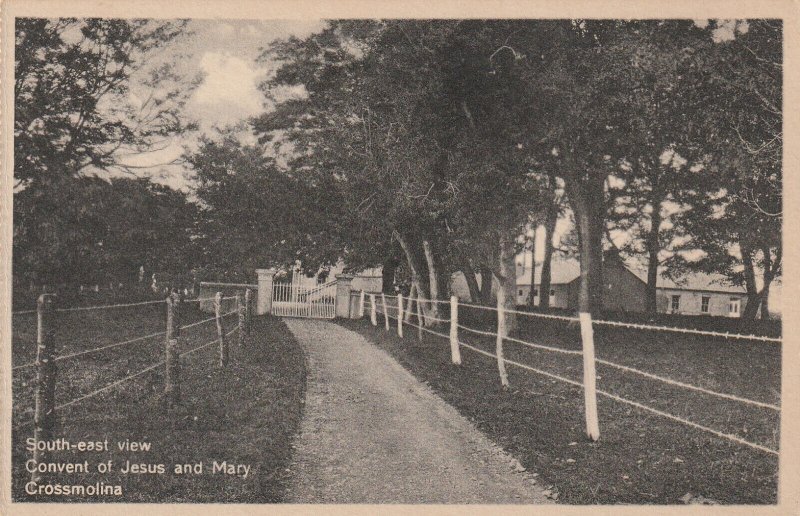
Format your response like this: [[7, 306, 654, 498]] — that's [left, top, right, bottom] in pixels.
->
[[495, 281, 510, 388], [758, 244, 780, 320], [422, 239, 440, 321], [496, 234, 518, 333], [741, 243, 762, 320], [394, 230, 438, 325], [405, 284, 416, 322]]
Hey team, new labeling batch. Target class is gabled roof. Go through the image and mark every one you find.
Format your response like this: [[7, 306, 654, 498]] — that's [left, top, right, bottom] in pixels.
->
[[517, 258, 581, 286], [629, 268, 747, 294], [518, 256, 747, 294]]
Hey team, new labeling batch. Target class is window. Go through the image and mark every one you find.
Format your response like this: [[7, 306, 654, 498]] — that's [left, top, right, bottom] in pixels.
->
[[550, 289, 556, 296], [532, 288, 538, 297], [671, 295, 681, 312], [729, 298, 741, 316], [518, 289, 524, 297], [701, 296, 710, 313]]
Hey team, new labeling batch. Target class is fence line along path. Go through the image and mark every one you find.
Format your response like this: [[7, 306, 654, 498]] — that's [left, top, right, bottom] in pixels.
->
[[13, 288, 256, 487], [369, 292, 780, 456]]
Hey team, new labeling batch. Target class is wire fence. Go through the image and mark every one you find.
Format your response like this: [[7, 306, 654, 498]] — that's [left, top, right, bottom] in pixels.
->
[[12, 290, 255, 450], [365, 291, 780, 456], [11, 295, 237, 316]]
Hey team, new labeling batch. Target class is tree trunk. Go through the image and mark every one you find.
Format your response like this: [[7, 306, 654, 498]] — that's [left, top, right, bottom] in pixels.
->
[[760, 283, 770, 320], [422, 239, 440, 321], [759, 244, 779, 320], [405, 284, 416, 322], [645, 204, 662, 314], [539, 196, 558, 309], [568, 178, 604, 315], [479, 265, 493, 304], [741, 243, 761, 320], [461, 260, 481, 303], [496, 235, 517, 333], [394, 230, 434, 324], [525, 227, 538, 308], [382, 256, 398, 294]]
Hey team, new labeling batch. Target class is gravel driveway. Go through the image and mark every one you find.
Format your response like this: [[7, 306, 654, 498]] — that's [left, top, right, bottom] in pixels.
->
[[283, 318, 551, 504]]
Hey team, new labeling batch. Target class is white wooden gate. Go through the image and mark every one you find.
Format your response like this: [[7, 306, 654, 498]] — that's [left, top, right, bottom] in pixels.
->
[[272, 280, 336, 318]]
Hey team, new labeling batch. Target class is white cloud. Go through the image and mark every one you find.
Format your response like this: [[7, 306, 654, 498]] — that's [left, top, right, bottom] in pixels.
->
[[712, 19, 737, 43], [191, 52, 266, 129]]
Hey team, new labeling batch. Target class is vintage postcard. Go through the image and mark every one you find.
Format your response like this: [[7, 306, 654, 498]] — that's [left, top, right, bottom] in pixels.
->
[[1, 0, 798, 514]]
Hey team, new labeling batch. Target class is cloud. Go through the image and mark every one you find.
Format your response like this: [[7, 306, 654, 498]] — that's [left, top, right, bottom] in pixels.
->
[[190, 52, 266, 129]]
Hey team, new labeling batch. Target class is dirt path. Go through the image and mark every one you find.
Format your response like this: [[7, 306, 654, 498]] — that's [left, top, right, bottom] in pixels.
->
[[283, 318, 551, 504]]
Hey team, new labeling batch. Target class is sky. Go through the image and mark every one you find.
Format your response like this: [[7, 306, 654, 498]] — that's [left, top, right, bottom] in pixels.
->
[[117, 19, 327, 189]]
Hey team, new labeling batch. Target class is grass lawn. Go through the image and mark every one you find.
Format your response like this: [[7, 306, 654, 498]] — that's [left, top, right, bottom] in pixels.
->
[[339, 306, 780, 504], [11, 303, 306, 503]]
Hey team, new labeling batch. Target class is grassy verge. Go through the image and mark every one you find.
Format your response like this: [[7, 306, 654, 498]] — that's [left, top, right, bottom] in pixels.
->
[[11, 306, 306, 503], [339, 312, 779, 504]]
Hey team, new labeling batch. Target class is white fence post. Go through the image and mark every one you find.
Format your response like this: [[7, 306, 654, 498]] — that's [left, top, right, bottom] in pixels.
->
[[579, 311, 601, 441], [397, 293, 404, 338], [449, 296, 462, 364], [495, 298, 509, 388], [359, 290, 365, 318], [370, 294, 377, 326], [381, 293, 390, 330]]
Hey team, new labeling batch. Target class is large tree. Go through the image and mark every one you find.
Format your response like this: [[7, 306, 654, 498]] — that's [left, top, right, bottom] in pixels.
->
[[14, 18, 198, 288], [668, 20, 782, 319]]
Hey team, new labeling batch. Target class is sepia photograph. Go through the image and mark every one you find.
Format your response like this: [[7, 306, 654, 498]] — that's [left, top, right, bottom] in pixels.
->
[[1, 1, 794, 512]]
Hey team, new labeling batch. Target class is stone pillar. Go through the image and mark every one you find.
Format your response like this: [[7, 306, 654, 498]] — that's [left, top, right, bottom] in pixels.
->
[[335, 274, 354, 319], [256, 268, 277, 315]]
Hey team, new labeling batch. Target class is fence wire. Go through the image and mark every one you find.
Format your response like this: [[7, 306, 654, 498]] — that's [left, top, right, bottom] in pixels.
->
[[363, 294, 780, 455]]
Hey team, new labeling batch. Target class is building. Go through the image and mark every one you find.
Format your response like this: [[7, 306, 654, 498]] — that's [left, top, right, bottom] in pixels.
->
[[276, 261, 383, 293], [636, 271, 748, 318], [452, 255, 752, 318]]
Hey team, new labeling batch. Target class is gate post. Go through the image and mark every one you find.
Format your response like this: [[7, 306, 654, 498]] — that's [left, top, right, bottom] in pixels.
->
[[335, 274, 353, 318], [256, 268, 277, 315]]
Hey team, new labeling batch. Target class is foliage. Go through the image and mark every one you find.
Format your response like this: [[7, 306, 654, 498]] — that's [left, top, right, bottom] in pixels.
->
[[14, 17, 195, 187], [13, 176, 199, 287]]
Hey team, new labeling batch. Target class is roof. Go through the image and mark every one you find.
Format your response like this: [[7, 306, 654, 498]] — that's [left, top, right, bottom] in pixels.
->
[[517, 258, 581, 286], [518, 257, 747, 294], [629, 268, 747, 294]]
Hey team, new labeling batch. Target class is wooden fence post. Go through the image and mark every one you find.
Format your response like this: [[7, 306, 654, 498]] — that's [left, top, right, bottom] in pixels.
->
[[245, 288, 253, 337], [32, 294, 57, 483], [449, 296, 462, 365], [215, 292, 228, 367], [397, 293, 404, 338], [237, 292, 245, 348], [495, 298, 510, 388], [359, 290, 365, 318], [165, 292, 182, 407], [381, 293, 390, 330], [579, 312, 601, 441], [370, 294, 377, 326]]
